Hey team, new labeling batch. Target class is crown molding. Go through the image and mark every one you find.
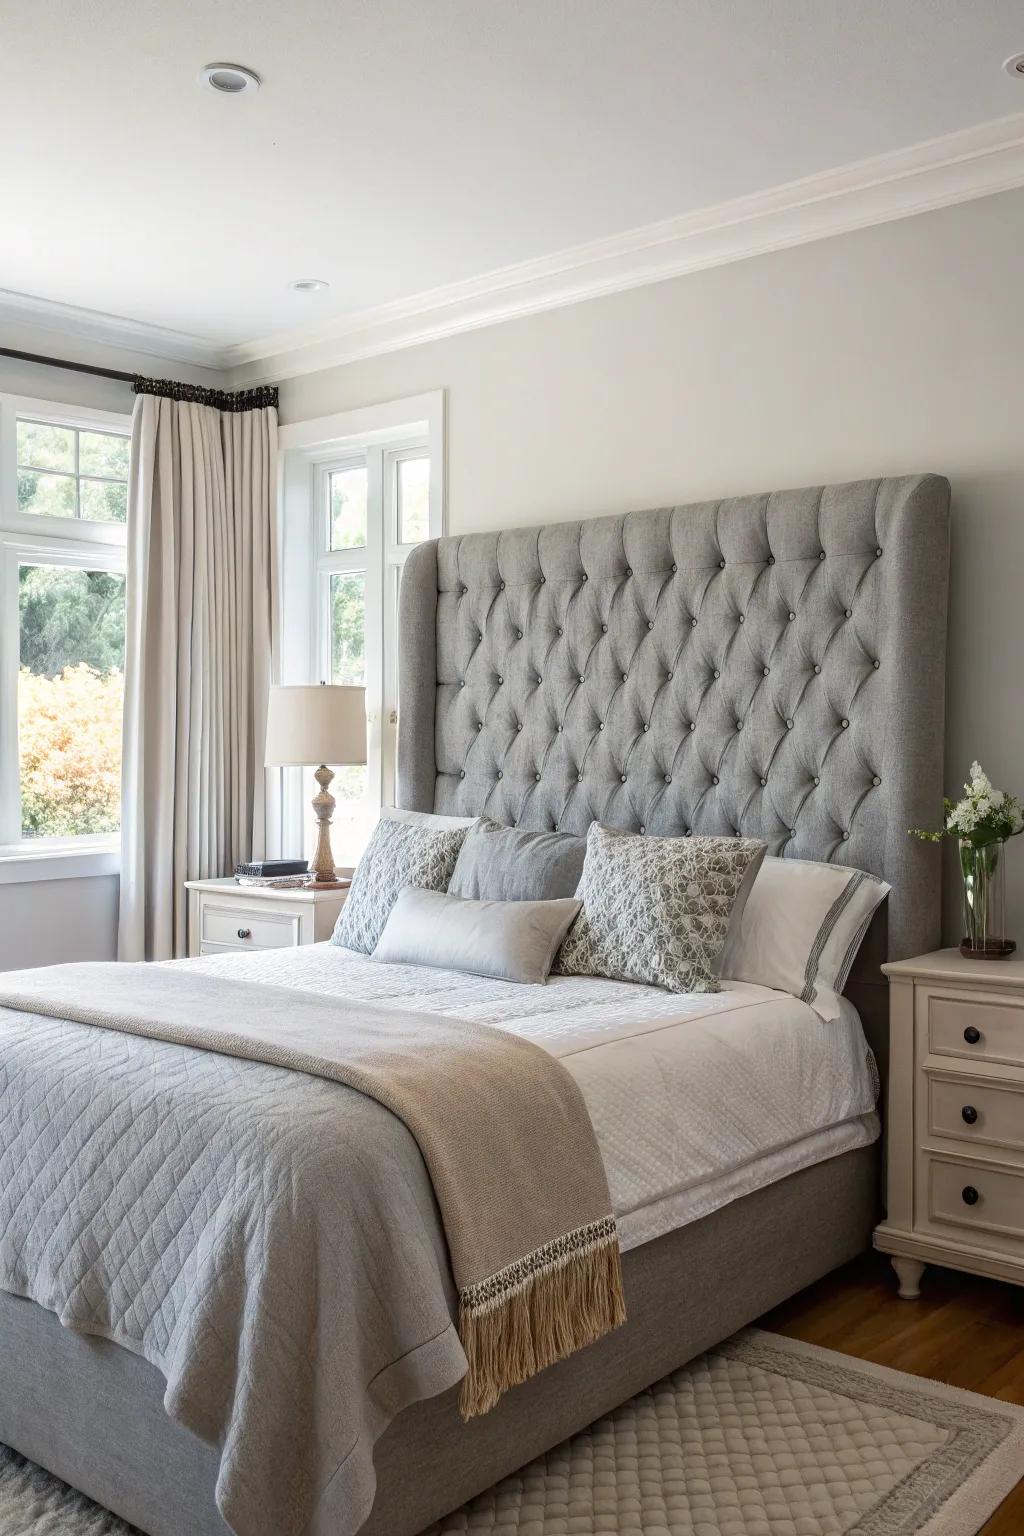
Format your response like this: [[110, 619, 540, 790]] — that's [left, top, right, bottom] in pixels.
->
[[0, 288, 227, 374], [5, 111, 1024, 388], [224, 110, 1024, 385]]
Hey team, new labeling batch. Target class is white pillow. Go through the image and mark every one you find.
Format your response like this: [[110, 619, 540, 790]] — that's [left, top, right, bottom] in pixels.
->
[[383, 806, 481, 830], [720, 855, 890, 1019]]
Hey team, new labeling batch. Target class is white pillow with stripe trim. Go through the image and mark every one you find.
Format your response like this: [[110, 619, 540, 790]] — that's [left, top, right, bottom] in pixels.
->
[[719, 855, 890, 1020]]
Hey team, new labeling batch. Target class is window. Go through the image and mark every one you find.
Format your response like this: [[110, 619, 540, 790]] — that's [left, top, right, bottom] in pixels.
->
[[17, 418, 129, 524], [1, 396, 130, 859], [278, 394, 445, 870]]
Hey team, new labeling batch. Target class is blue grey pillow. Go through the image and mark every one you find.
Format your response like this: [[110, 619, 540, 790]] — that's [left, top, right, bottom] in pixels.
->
[[448, 817, 587, 903], [332, 816, 471, 953]]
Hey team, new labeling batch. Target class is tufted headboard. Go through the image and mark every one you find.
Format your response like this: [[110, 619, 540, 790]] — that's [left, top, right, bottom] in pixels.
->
[[397, 475, 950, 996]]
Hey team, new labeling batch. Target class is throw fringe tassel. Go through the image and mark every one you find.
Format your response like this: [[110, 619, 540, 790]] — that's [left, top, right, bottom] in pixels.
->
[[458, 1224, 627, 1419]]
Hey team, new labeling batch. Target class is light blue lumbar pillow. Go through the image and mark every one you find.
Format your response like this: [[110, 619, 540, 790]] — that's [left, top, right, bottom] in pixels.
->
[[372, 886, 582, 985]]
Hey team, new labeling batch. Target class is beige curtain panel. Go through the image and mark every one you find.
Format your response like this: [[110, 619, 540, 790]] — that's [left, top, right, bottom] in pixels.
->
[[118, 386, 279, 961]]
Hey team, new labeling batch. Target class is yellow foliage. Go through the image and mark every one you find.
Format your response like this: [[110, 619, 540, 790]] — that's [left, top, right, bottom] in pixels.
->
[[19, 664, 123, 837]]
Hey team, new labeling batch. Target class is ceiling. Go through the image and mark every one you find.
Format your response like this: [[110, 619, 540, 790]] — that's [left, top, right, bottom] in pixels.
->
[[3, 0, 1024, 368]]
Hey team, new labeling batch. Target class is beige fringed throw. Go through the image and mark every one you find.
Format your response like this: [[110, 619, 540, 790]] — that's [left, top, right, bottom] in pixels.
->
[[0, 962, 625, 1419]]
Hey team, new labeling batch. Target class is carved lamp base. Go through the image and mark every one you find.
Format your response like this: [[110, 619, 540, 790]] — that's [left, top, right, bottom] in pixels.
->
[[309, 764, 337, 883]]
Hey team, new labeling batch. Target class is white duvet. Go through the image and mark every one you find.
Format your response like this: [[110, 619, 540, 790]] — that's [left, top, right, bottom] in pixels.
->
[[188, 942, 880, 1251]]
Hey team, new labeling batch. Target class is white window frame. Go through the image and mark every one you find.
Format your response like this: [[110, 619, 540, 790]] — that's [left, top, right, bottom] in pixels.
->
[[277, 392, 445, 863], [0, 394, 130, 880]]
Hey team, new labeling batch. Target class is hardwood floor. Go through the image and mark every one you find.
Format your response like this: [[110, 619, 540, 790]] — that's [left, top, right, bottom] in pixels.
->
[[758, 1251, 1024, 1535]]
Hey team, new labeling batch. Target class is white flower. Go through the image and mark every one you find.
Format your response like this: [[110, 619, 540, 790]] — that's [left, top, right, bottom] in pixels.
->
[[991, 788, 1005, 809]]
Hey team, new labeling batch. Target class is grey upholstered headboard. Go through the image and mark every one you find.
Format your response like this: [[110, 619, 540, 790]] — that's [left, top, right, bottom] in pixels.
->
[[397, 475, 950, 976]]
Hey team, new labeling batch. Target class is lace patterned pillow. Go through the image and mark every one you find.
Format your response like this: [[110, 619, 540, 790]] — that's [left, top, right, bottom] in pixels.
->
[[556, 824, 767, 993], [331, 816, 473, 954]]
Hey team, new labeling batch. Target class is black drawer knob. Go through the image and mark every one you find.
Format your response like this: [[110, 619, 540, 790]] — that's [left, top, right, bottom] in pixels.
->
[[961, 1105, 978, 1124], [961, 1185, 980, 1206], [963, 1026, 981, 1044], [237, 927, 252, 940]]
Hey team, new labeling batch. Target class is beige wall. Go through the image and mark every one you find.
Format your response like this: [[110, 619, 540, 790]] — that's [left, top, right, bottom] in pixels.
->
[[278, 187, 1024, 939]]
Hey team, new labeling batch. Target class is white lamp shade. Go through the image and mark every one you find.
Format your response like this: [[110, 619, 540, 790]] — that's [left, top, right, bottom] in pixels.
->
[[265, 684, 367, 767]]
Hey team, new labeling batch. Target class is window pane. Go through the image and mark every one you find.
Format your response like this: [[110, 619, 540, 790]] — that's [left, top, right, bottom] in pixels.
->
[[18, 469, 77, 518], [79, 430, 129, 479], [80, 478, 128, 523], [17, 420, 75, 473], [18, 564, 126, 838], [397, 457, 429, 543], [330, 467, 367, 550], [330, 571, 366, 685]]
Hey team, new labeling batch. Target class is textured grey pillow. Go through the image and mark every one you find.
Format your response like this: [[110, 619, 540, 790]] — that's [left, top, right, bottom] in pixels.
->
[[448, 817, 587, 902], [331, 816, 471, 954], [556, 824, 767, 994], [372, 887, 582, 985]]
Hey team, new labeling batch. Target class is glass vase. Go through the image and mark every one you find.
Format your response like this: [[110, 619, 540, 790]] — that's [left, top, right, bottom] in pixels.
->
[[959, 837, 1015, 959]]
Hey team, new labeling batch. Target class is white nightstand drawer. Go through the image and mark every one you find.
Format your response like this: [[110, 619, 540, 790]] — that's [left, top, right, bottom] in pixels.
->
[[928, 990, 1024, 1070], [201, 903, 300, 950], [928, 1073, 1024, 1154], [924, 1153, 1024, 1251]]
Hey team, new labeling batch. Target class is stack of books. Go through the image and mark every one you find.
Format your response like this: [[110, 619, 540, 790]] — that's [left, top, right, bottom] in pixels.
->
[[234, 859, 311, 889]]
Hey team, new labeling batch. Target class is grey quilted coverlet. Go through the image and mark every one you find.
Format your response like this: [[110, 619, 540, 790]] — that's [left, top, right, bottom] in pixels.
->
[[0, 995, 467, 1536]]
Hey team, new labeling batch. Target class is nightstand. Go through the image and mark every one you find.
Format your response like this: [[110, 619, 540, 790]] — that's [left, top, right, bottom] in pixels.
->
[[185, 877, 348, 958], [874, 948, 1024, 1298]]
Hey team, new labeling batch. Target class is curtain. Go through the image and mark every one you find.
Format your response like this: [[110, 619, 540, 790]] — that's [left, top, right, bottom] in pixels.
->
[[118, 383, 279, 961]]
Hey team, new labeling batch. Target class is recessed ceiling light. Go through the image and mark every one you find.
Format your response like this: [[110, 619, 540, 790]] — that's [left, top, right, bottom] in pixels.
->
[[288, 278, 330, 293], [199, 62, 261, 95], [1003, 52, 1024, 78]]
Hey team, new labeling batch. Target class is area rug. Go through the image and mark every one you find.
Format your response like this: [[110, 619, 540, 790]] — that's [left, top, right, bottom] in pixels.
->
[[2, 1329, 1023, 1536]]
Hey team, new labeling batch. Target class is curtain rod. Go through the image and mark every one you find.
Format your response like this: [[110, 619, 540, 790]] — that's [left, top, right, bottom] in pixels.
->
[[0, 347, 278, 412], [0, 345, 138, 384]]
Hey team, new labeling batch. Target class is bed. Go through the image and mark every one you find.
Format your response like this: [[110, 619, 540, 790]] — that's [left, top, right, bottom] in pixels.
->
[[0, 472, 950, 1536]]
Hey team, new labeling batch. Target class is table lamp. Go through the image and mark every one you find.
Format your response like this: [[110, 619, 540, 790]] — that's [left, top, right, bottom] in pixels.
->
[[264, 684, 367, 883]]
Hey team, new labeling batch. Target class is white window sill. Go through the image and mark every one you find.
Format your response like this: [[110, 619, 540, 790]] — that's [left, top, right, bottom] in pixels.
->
[[0, 840, 120, 885]]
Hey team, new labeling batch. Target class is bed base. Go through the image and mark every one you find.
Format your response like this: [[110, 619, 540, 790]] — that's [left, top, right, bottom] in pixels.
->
[[0, 1144, 878, 1536]]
